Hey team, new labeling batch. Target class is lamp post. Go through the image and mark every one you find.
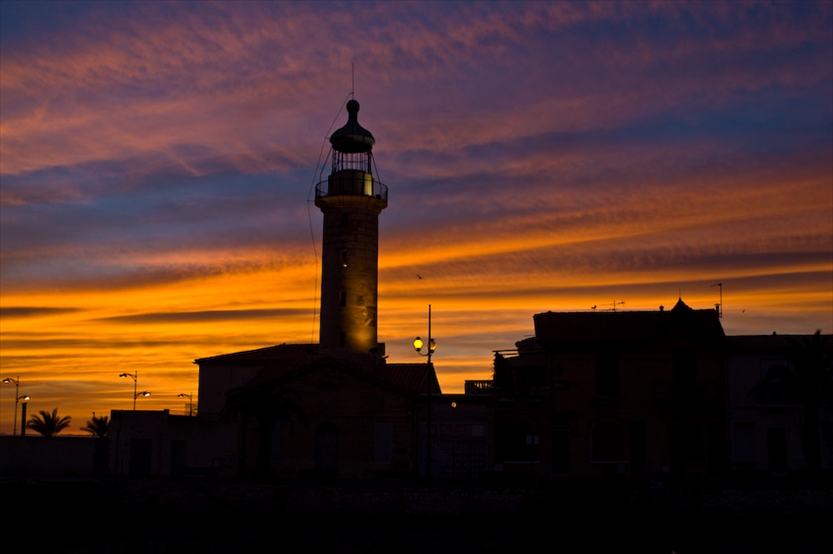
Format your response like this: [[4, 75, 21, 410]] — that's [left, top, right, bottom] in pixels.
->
[[20, 397, 29, 437], [119, 372, 138, 410], [413, 304, 437, 480], [3, 376, 21, 437], [135, 391, 151, 403], [17, 395, 31, 436], [178, 393, 194, 416]]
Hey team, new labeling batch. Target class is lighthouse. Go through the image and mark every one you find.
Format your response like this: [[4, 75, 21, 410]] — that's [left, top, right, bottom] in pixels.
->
[[315, 99, 388, 363]]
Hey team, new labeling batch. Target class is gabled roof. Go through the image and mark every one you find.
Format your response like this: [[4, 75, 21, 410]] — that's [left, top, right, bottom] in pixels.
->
[[197, 343, 440, 395], [195, 343, 319, 365], [377, 363, 441, 394], [528, 298, 724, 346], [254, 356, 435, 397]]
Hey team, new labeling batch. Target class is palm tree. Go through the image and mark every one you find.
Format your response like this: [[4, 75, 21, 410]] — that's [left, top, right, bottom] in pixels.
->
[[751, 330, 833, 472], [221, 384, 307, 479], [82, 414, 110, 438], [26, 408, 71, 437]]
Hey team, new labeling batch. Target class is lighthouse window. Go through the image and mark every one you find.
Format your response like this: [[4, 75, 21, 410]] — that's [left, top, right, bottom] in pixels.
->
[[339, 291, 347, 307], [341, 251, 348, 268]]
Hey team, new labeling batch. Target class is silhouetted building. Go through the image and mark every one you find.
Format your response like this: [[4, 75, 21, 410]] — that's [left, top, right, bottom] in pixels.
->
[[110, 409, 238, 477], [98, 100, 830, 484], [108, 99, 459, 480], [195, 344, 441, 479], [726, 333, 833, 475], [483, 299, 728, 484]]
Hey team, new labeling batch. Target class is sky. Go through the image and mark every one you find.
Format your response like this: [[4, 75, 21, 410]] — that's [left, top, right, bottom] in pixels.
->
[[1, 0, 831, 435]]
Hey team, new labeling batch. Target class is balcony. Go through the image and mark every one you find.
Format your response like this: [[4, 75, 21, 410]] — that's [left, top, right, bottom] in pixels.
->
[[465, 380, 493, 395]]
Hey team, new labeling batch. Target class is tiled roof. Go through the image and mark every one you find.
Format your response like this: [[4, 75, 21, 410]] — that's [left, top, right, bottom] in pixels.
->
[[377, 363, 440, 394]]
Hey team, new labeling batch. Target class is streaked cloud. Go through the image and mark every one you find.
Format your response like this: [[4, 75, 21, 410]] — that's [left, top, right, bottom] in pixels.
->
[[1, 0, 830, 433]]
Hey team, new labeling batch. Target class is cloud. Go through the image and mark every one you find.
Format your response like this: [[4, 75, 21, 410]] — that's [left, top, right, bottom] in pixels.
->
[[1, 0, 831, 430], [0, 307, 81, 319], [98, 308, 310, 325]]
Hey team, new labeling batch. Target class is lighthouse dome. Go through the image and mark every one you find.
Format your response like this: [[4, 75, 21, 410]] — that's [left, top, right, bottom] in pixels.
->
[[329, 99, 375, 154]]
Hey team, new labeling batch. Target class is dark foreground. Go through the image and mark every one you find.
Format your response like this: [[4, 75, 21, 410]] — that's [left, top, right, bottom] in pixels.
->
[[4, 478, 830, 554]]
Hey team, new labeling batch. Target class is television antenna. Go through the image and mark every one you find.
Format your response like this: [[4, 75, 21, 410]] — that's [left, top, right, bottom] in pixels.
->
[[601, 300, 626, 312]]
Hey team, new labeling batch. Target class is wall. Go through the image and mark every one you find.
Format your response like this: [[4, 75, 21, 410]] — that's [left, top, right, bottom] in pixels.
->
[[0, 435, 104, 476]]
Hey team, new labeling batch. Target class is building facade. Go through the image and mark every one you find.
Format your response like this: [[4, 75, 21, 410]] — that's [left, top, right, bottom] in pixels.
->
[[98, 99, 830, 484], [726, 333, 833, 475], [485, 299, 728, 484], [108, 99, 456, 480]]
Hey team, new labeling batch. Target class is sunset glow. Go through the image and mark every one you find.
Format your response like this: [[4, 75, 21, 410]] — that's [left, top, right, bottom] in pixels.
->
[[1, 1, 831, 434]]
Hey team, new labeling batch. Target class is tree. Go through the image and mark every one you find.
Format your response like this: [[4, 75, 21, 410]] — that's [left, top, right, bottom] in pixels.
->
[[751, 330, 833, 473], [82, 414, 110, 438], [220, 384, 307, 479], [492, 352, 513, 393], [26, 408, 71, 437]]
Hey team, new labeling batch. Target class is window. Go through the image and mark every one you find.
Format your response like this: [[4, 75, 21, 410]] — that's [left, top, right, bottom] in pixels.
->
[[272, 422, 281, 460], [552, 420, 569, 473], [170, 440, 186, 474], [670, 422, 705, 466], [373, 422, 393, 462], [596, 351, 619, 397], [517, 366, 546, 388], [315, 422, 338, 472], [672, 349, 697, 397], [630, 421, 646, 475], [767, 428, 787, 472], [591, 420, 626, 462], [822, 422, 833, 447], [757, 363, 796, 405], [732, 422, 755, 464], [503, 421, 539, 462]]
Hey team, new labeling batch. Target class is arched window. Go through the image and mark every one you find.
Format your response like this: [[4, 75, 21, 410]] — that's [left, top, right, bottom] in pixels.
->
[[315, 422, 338, 473], [757, 363, 797, 405]]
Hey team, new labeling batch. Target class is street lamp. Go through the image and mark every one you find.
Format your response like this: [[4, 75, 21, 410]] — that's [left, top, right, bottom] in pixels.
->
[[3, 376, 21, 437], [413, 304, 437, 479], [178, 392, 194, 416], [17, 394, 32, 437], [19, 396, 30, 437], [133, 391, 151, 411], [119, 372, 139, 410]]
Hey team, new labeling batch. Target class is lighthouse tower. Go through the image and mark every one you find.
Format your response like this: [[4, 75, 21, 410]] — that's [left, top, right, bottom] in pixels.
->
[[315, 99, 388, 363]]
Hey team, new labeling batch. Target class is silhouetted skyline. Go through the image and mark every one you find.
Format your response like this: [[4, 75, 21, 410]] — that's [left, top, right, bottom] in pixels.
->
[[1, 1, 831, 433]]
